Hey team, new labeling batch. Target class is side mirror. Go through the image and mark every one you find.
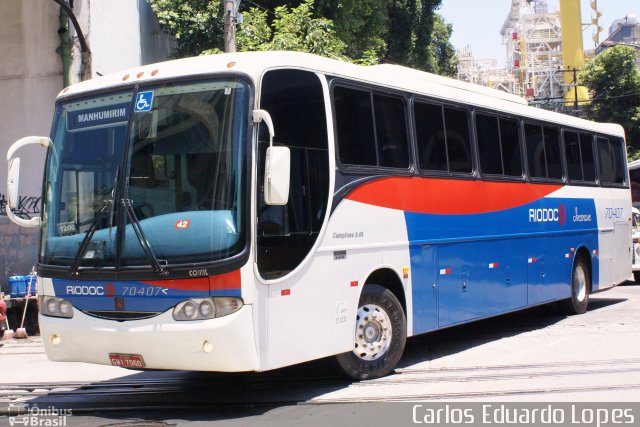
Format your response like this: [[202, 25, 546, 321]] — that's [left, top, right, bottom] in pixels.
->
[[264, 146, 290, 206], [6, 136, 53, 227], [253, 109, 290, 205]]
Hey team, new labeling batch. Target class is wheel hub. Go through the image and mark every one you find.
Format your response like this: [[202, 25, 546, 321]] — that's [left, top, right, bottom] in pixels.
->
[[353, 304, 393, 361]]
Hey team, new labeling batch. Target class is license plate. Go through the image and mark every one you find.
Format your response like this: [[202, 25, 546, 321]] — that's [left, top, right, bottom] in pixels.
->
[[109, 353, 145, 368]]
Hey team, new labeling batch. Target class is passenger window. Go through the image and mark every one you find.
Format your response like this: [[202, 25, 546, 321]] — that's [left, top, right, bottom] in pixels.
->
[[415, 101, 447, 171], [525, 123, 546, 179], [374, 94, 409, 168], [476, 114, 522, 177], [444, 108, 472, 173], [415, 101, 472, 174], [564, 131, 582, 181], [610, 139, 626, 184], [477, 114, 501, 175], [564, 131, 596, 183], [334, 87, 376, 166], [597, 137, 625, 185], [598, 137, 614, 184], [334, 86, 409, 169], [580, 133, 596, 182], [500, 118, 522, 177], [544, 126, 562, 179]]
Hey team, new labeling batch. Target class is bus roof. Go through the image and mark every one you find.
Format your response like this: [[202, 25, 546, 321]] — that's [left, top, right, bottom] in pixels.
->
[[59, 51, 625, 138]]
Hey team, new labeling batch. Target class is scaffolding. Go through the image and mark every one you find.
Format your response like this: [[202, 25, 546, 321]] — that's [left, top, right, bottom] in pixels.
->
[[501, 0, 566, 106], [456, 46, 520, 95]]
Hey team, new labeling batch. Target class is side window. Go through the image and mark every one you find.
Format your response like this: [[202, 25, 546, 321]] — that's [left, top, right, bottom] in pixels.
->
[[544, 126, 562, 179], [525, 123, 546, 179], [334, 87, 375, 166], [597, 137, 626, 185], [257, 70, 330, 279], [564, 131, 582, 181], [564, 131, 596, 183], [334, 86, 409, 169], [525, 123, 563, 180], [445, 108, 472, 173], [597, 137, 614, 184], [476, 113, 522, 177], [415, 100, 472, 174], [374, 94, 409, 168], [500, 118, 523, 177], [477, 114, 501, 175], [580, 133, 596, 182], [414, 101, 447, 171]]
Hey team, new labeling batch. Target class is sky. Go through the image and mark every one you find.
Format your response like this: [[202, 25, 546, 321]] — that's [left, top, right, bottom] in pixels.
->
[[439, 0, 638, 63]]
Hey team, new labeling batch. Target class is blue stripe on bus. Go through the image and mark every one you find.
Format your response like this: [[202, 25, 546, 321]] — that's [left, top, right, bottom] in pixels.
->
[[405, 197, 599, 334], [52, 279, 240, 313]]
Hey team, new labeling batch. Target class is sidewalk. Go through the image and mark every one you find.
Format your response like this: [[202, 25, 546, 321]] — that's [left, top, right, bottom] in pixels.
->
[[0, 336, 128, 384]]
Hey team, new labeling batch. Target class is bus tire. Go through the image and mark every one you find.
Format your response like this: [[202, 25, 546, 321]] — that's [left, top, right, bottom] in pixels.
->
[[557, 256, 590, 315], [335, 284, 406, 380]]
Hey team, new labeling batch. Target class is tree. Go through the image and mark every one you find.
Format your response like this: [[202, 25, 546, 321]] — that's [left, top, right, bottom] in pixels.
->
[[579, 45, 640, 150], [315, 0, 389, 63], [237, 0, 346, 58], [145, 0, 456, 76], [425, 13, 456, 77], [147, 0, 224, 57]]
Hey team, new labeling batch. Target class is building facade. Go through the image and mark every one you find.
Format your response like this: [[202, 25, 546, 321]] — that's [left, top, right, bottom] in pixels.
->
[[0, 0, 171, 293]]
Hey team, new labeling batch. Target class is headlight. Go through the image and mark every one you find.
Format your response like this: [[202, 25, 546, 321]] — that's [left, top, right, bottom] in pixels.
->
[[173, 297, 243, 321], [39, 296, 74, 319]]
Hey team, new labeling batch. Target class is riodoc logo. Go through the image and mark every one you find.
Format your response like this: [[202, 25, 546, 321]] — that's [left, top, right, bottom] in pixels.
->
[[528, 204, 566, 225]]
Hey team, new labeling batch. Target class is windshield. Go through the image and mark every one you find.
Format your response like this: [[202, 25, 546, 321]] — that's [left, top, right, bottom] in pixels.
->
[[41, 79, 250, 271]]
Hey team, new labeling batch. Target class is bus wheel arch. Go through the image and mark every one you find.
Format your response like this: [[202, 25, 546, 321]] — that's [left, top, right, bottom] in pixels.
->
[[364, 268, 407, 316], [336, 276, 407, 380], [558, 249, 591, 315], [574, 246, 593, 294]]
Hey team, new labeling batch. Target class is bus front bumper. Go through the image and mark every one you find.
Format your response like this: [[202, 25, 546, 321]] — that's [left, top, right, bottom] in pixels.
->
[[39, 304, 260, 372]]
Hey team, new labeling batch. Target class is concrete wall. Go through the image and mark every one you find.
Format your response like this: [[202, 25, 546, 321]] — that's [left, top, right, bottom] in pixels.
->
[[0, 0, 62, 292], [0, 0, 171, 294]]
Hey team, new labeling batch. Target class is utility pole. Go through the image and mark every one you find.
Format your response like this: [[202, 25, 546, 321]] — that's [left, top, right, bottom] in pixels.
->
[[223, 0, 237, 53]]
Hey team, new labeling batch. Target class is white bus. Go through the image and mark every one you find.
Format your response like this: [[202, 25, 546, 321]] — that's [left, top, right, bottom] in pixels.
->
[[6, 52, 632, 379]]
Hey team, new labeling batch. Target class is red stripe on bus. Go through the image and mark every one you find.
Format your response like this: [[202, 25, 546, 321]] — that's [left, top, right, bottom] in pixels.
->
[[141, 270, 241, 291], [345, 177, 562, 215], [210, 269, 242, 291]]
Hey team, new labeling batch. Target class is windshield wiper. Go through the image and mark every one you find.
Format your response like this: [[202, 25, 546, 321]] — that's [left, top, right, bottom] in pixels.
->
[[70, 199, 112, 276], [122, 198, 168, 277]]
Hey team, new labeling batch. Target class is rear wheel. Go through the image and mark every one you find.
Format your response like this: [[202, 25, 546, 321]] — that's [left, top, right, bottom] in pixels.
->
[[557, 256, 590, 315], [336, 284, 406, 380]]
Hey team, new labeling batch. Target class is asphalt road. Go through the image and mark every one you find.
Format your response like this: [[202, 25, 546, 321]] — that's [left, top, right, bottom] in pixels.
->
[[1, 283, 639, 426]]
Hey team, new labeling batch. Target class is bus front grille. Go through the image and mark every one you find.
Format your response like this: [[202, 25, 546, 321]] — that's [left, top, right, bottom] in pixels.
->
[[83, 310, 161, 321]]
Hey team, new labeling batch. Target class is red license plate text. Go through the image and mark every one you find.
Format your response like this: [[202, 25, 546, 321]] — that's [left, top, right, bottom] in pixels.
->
[[109, 353, 145, 368]]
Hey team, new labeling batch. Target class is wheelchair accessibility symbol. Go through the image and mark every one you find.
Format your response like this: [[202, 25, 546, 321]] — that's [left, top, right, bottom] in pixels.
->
[[134, 91, 154, 112]]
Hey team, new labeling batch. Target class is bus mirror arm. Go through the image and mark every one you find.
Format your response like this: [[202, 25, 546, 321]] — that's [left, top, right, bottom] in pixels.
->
[[252, 109, 275, 147], [253, 109, 290, 205], [6, 136, 53, 228]]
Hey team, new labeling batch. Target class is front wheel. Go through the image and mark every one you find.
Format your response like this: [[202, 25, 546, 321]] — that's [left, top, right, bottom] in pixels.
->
[[336, 284, 406, 380], [557, 256, 590, 315]]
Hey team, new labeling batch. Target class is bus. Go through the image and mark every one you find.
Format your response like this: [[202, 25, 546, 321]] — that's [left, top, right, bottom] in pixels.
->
[[629, 159, 640, 208], [6, 51, 632, 380]]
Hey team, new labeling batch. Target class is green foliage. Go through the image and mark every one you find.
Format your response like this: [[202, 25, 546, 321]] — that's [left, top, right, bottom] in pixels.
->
[[425, 13, 456, 76], [147, 0, 223, 58], [238, 0, 346, 58], [145, 0, 457, 76], [579, 46, 640, 149], [316, 0, 389, 62]]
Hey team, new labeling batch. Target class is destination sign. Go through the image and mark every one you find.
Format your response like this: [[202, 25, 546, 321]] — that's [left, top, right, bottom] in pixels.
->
[[67, 103, 130, 131]]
